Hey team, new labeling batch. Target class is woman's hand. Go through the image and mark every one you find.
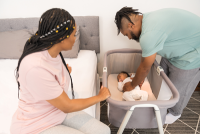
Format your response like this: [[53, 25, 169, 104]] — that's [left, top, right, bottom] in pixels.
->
[[97, 86, 111, 101], [66, 64, 72, 73]]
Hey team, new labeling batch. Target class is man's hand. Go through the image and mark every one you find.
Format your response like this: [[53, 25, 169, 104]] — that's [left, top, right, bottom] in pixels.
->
[[123, 82, 133, 92], [130, 76, 144, 88], [139, 80, 144, 88], [66, 64, 72, 73]]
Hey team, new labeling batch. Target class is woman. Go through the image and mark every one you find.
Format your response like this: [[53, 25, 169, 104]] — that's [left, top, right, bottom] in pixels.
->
[[10, 8, 111, 134]]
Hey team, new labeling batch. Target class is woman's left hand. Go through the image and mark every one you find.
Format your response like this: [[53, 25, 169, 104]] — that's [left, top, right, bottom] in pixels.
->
[[66, 64, 72, 73]]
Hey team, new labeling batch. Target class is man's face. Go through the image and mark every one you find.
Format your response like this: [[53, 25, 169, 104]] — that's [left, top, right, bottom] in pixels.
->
[[121, 28, 139, 42], [130, 30, 139, 42]]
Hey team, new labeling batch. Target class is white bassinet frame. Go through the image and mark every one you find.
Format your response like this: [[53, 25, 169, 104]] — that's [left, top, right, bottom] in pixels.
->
[[118, 104, 163, 134]]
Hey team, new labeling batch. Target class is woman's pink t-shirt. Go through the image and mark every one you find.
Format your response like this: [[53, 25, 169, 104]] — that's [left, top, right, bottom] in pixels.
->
[[10, 50, 70, 134]]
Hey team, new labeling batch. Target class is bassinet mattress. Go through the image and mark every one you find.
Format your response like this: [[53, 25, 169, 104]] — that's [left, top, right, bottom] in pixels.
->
[[0, 50, 97, 134], [108, 74, 156, 101]]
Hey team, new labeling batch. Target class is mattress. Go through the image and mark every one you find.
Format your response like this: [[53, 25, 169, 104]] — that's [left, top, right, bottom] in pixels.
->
[[64, 50, 98, 117], [108, 74, 156, 101], [0, 50, 97, 134]]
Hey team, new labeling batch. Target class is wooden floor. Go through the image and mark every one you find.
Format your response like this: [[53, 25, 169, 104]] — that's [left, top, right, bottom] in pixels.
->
[[196, 82, 200, 91]]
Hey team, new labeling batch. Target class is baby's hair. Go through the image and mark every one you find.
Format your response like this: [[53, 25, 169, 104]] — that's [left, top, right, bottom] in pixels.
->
[[15, 8, 75, 99], [120, 71, 130, 77]]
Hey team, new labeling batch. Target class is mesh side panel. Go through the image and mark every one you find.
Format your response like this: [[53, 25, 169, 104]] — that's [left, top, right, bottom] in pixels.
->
[[107, 53, 142, 76], [147, 65, 163, 99]]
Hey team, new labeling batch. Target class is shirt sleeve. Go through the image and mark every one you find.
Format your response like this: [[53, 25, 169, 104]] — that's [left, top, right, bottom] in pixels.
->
[[118, 82, 123, 92], [26, 67, 64, 101], [140, 30, 168, 57]]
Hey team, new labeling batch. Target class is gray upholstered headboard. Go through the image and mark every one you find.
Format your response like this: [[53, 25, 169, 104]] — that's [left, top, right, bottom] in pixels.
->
[[0, 16, 100, 55]]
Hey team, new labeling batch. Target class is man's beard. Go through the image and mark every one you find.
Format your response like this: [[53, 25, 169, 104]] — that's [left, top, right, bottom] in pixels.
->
[[130, 31, 139, 42]]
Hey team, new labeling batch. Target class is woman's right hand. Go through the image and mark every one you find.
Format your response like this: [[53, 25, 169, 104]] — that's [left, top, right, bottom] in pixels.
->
[[66, 64, 72, 73], [97, 86, 111, 101]]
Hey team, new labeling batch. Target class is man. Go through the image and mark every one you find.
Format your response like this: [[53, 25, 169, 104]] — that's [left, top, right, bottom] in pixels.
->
[[115, 7, 200, 124]]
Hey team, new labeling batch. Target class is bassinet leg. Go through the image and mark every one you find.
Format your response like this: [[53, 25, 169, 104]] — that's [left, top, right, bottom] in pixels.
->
[[155, 110, 164, 134], [117, 104, 164, 134], [117, 110, 133, 134]]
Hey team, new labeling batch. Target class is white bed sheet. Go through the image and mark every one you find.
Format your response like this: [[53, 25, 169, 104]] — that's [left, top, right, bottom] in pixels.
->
[[64, 50, 97, 117], [0, 50, 97, 134]]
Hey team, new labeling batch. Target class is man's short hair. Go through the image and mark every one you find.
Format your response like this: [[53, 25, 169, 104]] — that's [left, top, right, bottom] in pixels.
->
[[115, 6, 142, 35]]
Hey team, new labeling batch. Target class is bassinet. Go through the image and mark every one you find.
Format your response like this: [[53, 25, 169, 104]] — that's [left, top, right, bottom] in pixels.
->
[[102, 49, 179, 134]]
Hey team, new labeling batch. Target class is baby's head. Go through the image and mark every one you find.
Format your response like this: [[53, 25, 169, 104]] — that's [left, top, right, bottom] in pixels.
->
[[117, 71, 130, 82]]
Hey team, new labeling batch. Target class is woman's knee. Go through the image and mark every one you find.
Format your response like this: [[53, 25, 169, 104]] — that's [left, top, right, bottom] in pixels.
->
[[40, 125, 84, 134], [102, 124, 111, 134], [64, 111, 110, 134], [87, 121, 110, 134]]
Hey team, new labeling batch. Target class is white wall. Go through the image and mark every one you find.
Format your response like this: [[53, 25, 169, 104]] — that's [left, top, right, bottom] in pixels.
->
[[1, 0, 200, 77]]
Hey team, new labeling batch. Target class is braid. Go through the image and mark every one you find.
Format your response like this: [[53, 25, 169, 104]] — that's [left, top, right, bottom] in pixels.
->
[[59, 52, 75, 99], [16, 8, 75, 99], [115, 6, 142, 34]]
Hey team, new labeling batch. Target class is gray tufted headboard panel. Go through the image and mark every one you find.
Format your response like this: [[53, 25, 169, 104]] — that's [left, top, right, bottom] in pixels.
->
[[0, 16, 100, 53]]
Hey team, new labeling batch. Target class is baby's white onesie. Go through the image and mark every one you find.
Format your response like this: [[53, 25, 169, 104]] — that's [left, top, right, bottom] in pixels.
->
[[118, 74, 148, 101]]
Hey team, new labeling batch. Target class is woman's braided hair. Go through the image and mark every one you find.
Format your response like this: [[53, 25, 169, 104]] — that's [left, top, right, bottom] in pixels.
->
[[115, 6, 142, 34], [16, 8, 75, 99]]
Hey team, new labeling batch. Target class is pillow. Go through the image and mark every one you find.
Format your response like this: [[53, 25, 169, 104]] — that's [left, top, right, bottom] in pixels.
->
[[0, 29, 31, 59], [61, 26, 80, 58]]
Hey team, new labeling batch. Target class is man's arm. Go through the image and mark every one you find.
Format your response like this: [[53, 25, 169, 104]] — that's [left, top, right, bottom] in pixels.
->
[[123, 53, 157, 91]]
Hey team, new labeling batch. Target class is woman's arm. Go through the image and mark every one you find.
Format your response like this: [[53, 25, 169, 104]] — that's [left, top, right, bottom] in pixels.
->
[[47, 86, 110, 113]]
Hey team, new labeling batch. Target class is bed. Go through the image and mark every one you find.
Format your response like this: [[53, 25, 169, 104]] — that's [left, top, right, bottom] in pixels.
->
[[0, 16, 100, 134]]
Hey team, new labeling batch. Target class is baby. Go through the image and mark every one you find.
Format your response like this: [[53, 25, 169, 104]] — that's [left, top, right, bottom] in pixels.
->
[[117, 71, 148, 101]]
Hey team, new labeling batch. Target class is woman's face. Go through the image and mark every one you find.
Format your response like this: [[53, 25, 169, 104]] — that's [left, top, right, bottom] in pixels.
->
[[60, 23, 77, 50]]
